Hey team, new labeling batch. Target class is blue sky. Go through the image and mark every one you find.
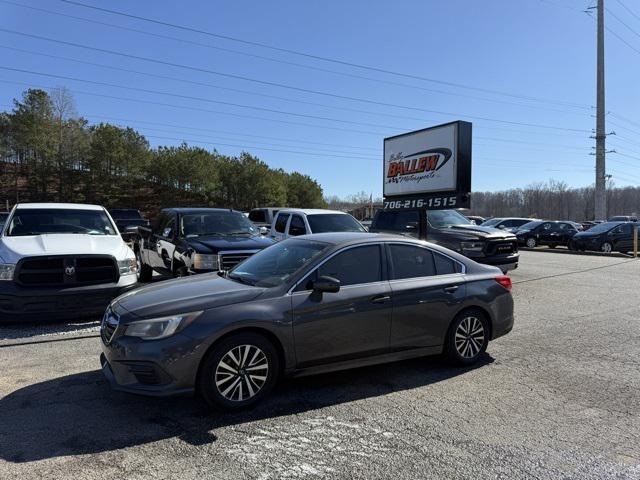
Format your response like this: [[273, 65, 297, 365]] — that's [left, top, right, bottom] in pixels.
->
[[2, 0, 640, 197]]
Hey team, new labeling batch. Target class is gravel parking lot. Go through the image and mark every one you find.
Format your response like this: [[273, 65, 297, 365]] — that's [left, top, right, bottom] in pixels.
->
[[1, 251, 639, 479]]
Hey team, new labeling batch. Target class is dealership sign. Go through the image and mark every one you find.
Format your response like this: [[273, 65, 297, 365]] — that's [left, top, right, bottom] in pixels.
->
[[383, 121, 472, 210]]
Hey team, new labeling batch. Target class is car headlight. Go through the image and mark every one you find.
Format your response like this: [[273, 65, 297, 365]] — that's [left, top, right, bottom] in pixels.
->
[[125, 311, 203, 340], [0, 264, 15, 281], [193, 253, 219, 270], [117, 258, 138, 275], [460, 241, 483, 252]]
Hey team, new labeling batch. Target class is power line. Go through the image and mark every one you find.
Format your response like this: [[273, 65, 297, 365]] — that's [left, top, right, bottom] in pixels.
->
[[0, 44, 591, 132], [0, 0, 592, 113], [0, 29, 592, 133], [0, 71, 591, 153], [56, 0, 590, 109], [614, 0, 640, 22], [606, 7, 640, 40]]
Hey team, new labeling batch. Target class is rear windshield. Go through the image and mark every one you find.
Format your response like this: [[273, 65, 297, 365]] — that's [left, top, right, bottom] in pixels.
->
[[6, 209, 117, 236], [585, 222, 622, 234], [373, 210, 419, 232], [248, 210, 266, 223], [307, 214, 365, 233], [110, 209, 142, 219], [517, 221, 544, 230]]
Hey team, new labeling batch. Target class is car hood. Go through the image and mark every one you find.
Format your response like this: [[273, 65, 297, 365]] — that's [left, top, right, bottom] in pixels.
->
[[0, 234, 131, 263], [440, 224, 516, 240], [573, 231, 602, 239], [184, 234, 274, 253], [113, 273, 265, 320]]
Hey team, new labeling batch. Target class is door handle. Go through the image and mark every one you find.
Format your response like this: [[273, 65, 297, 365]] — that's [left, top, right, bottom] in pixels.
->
[[443, 285, 459, 293], [371, 295, 390, 304]]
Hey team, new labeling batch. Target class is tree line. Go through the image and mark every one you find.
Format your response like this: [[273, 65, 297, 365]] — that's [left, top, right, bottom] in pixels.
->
[[471, 180, 640, 221], [0, 88, 327, 214]]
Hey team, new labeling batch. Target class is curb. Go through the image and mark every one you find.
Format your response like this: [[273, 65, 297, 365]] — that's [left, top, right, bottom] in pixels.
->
[[520, 247, 635, 259]]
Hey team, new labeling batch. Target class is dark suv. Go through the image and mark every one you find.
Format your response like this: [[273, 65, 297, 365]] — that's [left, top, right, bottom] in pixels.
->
[[370, 209, 519, 272], [570, 221, 637, 254], [134, 208, 274, 281]]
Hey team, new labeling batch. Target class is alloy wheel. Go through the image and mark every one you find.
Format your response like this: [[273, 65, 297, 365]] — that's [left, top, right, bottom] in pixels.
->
[[135, 251, 143, 281], [454, 316, 485, 359], [215, 345, 269, 402], [526, 238, 536, 248], [601, 242, 613, 254]]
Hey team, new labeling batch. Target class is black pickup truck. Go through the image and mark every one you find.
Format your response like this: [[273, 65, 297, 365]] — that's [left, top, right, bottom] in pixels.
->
[[370, 208, 519, 272], [134, 208, 274, 281]]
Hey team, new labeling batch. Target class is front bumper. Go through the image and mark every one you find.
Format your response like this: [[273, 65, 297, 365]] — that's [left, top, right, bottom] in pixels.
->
[[0, 278, 138, 322], [472, 253, 519, 271], [100, 329, 202, 397]]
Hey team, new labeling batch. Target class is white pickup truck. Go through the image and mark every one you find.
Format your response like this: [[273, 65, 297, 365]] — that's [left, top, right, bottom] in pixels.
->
[[0, 203, 138, 322]]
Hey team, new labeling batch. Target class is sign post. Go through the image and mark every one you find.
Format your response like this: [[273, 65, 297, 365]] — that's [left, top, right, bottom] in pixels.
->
[[383, 121, 472, 210], [634, 225, 638, 258]]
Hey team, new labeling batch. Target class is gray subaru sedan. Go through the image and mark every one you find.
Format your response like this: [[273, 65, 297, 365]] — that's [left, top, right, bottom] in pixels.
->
[[101, 232, 514, 409]]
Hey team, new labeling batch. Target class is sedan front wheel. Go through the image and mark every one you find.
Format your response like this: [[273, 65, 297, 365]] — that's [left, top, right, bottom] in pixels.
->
[[525, 237, 537, 248], [601, 242, 613, 254], [199, 333, 279, 410]]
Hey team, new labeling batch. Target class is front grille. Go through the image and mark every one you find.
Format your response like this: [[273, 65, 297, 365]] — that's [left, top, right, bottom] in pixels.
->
[[16, 255, 118, 286], [219, 250, 259, 271], [100, 307, 119, 345], [485, 240, 518, 256]]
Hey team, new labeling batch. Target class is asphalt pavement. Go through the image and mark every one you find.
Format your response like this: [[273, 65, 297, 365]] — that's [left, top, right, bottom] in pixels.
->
[[0, 251, 639, 479]]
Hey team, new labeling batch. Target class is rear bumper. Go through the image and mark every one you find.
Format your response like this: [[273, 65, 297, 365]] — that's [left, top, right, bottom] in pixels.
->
[[0, 278, 138, 323]]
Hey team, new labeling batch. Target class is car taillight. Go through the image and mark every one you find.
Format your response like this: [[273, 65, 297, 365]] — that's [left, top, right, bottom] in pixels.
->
[[495, 275, 512, 291]]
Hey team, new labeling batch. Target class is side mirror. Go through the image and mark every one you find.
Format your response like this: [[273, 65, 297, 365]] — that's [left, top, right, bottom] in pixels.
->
[[259, 226, 268, 235], [312, 275, 340, 293]]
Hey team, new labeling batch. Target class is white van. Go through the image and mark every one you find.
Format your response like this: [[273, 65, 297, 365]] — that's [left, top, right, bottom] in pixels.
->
[[269, 209, 366, 242], [0, 203, 138, 322]]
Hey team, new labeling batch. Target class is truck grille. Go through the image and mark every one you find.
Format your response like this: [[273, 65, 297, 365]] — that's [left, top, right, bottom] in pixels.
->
[[16, 255, 118, 287], [100, 307, 119, 345], [485, 240, 518, 256], [219, 250, 259, 271]]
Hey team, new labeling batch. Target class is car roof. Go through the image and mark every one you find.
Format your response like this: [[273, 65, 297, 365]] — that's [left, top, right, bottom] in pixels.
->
[[15, 202, 104, 211], [277, 209, 348, 215], [162, 208, 242, 214]]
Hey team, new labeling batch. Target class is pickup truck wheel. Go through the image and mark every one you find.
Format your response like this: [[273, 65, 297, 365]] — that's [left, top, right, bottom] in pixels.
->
[[136, 250, 153, 282], [175, 266, 188, 277]]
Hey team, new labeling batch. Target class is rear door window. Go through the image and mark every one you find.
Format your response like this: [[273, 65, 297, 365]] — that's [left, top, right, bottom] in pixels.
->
[[274, 213, 290, 233], [288, 215, 307, 236], [389, 244, 436, 279]]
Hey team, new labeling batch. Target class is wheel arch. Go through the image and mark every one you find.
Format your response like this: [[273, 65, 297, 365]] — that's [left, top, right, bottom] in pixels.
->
[[194, 326, 287, 393], [450, 305, 493, 341]]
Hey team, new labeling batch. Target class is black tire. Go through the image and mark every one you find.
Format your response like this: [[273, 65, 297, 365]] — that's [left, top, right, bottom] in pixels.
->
[[548, 244, 556, 249], [601, 242, 613, 254], [174, 263, 188, 277], [568, 240, 577, 251], [136, 249, 153, 282], [198, 333, 279, 410], [525, 237, 537, 248], [445, 310, 490, 366]]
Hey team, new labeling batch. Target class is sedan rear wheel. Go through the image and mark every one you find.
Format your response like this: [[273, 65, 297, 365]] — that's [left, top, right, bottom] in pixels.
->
[[445, 311, 489, 366], [601, 242, 613, 254], [199, 333, 279, 410]]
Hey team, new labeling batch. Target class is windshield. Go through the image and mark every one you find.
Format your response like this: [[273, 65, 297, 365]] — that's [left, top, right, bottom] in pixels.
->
[[181, 211, 257, 237], [517, 221, 544, 231], [427, 210, 473, 228], [307, 214, 365, 233], [228, 238, 329, 288], [481, 218, 502, 227], [583, 222, 621, 234], [6, 208, 117, 236]]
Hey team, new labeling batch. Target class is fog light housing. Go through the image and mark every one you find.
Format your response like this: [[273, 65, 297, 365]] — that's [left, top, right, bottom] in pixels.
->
[[0, 264, 15, 281]]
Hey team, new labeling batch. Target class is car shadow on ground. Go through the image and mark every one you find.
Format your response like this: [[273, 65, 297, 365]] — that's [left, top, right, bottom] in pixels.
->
[[0, 353, 494, 463]]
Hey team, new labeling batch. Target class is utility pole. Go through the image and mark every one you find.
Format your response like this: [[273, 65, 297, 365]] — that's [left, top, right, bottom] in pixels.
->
[[594, 0, 607, 220]]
